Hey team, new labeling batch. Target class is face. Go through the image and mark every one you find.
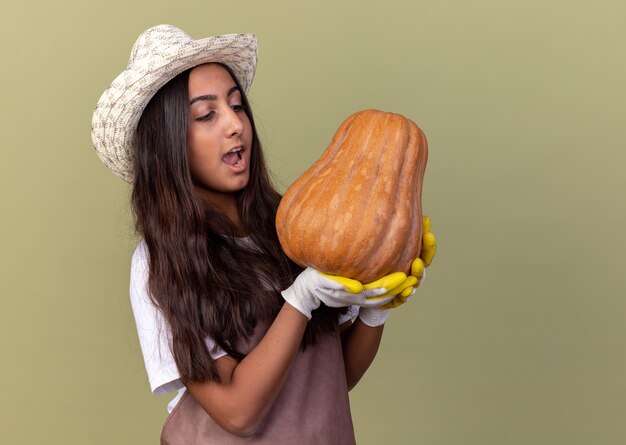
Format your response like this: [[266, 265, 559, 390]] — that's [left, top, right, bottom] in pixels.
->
[[187, 63, 253, 204]]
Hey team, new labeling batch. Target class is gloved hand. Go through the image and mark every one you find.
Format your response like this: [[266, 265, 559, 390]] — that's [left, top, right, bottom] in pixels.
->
[[281, 268, 409, 320], [359, 215, 438, 326], [320, 270, 410, 307], [358, 273, 417, 326], [377, 257, 425, 310]]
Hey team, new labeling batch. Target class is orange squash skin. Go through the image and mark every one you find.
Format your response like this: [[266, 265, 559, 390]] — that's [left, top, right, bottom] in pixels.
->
[[275, 109, 428, 283]]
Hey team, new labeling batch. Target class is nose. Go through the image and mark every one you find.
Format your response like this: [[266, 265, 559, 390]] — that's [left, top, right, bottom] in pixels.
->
[[225, 107, 244, 138]]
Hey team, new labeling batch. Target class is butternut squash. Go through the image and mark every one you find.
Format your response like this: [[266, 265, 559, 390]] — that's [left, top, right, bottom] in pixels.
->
[[276, 109, 428, 283]]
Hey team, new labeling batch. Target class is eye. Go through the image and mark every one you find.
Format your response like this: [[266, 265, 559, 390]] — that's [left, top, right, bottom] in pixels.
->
[[197, 111, 215, 121], [231, 103, 246, 113]]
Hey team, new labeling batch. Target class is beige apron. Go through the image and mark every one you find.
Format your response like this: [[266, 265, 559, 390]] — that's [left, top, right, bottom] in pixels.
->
[[161, 322, 356, 445]]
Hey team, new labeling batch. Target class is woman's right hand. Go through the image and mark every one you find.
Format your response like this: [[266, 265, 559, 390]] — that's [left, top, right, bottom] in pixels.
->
[[281, 268, 409, 319]]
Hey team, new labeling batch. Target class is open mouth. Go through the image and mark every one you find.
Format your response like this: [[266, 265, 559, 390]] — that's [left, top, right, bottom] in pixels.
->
[[222, 147, 243, 166]]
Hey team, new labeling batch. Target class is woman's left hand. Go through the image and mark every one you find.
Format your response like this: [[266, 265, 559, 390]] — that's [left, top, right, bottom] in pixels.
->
[[359, 215, 437, 325], [318, 270, 410, 308]]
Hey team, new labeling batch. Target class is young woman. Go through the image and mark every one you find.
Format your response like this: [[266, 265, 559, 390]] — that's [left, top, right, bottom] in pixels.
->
[[92, 25, 435, 444]]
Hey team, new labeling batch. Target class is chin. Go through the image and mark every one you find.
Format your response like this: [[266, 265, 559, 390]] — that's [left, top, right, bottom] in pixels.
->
[[232, 177, 250, 192]]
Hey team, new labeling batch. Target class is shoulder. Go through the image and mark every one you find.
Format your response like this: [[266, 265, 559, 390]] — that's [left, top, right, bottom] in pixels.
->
[[130, 239, 150, 285], [131, 239, 149, 273], [129, 240, 151, 307]]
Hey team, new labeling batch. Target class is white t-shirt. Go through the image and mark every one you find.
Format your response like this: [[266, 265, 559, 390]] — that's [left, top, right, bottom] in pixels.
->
[[129, 240, 358, 412]]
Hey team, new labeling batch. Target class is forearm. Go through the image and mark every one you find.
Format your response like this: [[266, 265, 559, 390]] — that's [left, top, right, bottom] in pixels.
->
[[187, 302, 307, 436], [227, 303, 307, 422], [341, 317, 384, 390]]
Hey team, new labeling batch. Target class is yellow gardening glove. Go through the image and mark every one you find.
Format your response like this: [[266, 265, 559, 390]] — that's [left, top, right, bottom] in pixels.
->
[[419, 215, 437, 268], [378, 215, 437, 310], [282, 268, 407, 319], [358, 272, 418, 325], [320, 271, 414, 326], [319, 271, 409, 307], [320, 216, 438, 325]]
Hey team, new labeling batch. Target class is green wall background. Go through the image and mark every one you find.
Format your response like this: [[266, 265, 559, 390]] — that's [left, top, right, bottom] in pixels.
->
[[1, 1, 625, 444]]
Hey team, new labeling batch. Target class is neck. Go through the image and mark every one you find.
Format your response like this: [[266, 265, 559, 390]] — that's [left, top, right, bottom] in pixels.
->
[[196, 188, 247, 236]]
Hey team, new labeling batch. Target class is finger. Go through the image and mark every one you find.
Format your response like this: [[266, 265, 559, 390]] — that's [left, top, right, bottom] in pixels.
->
[[379, 296, 401, 310], [319, 272, 364, 294], [363, 272, 407, 293], [400, 285, 414, 298], [379, 290, 412, 309], [422, 215, 431, 233], [359, 289, 397, 307], [362, 293, 396, 306], [395, 287, 415, 305], [393, 275, 418, 296], [421, 232, 436, 267], [373, 275, 417, 299], [411, 258, 425, 278], [413, 276, 423, 289], [415, 267, 429, 287], [378, 300, 396, 310]]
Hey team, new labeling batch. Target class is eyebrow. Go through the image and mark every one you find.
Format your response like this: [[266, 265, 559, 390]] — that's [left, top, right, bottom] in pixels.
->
[[190, 86, 240, 105]]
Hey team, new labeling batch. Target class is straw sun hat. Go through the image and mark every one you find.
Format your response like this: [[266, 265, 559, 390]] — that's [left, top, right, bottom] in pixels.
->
[[91, 24, 258, 182]]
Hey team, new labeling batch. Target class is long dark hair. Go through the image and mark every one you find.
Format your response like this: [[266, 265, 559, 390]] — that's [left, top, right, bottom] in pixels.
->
[[131, 64, 340, 383]]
